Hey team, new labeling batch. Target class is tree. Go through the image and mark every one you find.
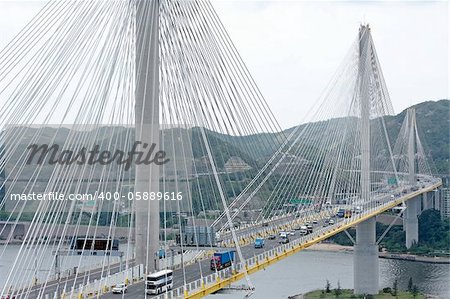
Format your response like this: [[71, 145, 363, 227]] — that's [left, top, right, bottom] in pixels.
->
[[408, 277, 413, 292], [334, 281, 342, 297], [325, 280, 331, 293], [392, 279, 398, 297]]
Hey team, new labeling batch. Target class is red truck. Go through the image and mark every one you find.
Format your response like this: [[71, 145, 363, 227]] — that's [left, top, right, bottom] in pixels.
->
[[210, 251, 235, 271]]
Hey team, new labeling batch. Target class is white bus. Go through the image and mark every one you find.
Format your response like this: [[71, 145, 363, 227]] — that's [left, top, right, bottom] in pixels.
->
[[146, 269, 174, 295]]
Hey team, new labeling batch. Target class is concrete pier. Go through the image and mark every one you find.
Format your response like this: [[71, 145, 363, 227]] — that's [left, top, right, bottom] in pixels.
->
[[405, 197, 419, 249], [434, 190, 441, 211], [422, 192, 429, 211], [354, 217, 379, 295]]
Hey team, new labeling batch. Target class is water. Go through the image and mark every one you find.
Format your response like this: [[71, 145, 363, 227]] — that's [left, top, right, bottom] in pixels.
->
[[208, 250, 450, 299]]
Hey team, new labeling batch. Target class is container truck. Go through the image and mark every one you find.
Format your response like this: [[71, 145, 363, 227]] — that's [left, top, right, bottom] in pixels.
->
[[210, 251, 235, 271]]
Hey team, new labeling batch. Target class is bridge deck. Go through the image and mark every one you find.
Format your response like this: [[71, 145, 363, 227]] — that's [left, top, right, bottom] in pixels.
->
[[91, 181, 440, 299], [13, 181, 440, 299]]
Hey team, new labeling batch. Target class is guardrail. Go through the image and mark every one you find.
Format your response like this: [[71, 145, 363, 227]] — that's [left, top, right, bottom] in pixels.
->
[[64, 180, 440, 299], [218, 208, 338, 248], [155, 181, 442, 299], [68, 250, 203, 298]]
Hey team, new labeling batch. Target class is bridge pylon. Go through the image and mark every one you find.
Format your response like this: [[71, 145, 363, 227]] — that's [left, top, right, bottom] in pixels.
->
[[353, 24, 379, 295], [404, 108, 422, 248], [134, 0, 161, 273]]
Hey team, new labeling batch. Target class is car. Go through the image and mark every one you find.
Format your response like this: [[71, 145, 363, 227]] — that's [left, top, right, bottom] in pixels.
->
[[279, 236, 289, 244], [254, 238, 265, 248], [312, 220, 318, 225], [112, 283, 128, 294], [329, 219, 335, 225], [300, 229, 308, 235], [298, 225, 308, 233], [344, 210, 352, 218], [268, 234, 276, 240], [289, 231, 295, 236]]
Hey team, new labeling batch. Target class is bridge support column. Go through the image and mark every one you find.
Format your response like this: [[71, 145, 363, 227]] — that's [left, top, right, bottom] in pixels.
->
[[434, 189, 441, 211], [405, 197, 419, 249], [354, 217, 379, 295], [417, 196, 422, 215], [422, 192, 429, 211]]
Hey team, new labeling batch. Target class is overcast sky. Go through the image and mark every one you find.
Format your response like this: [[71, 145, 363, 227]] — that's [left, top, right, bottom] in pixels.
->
[[0, 0, 448, 129]]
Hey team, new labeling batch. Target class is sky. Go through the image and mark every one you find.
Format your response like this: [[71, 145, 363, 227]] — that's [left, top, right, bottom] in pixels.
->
[[0, 0, 448, 129]]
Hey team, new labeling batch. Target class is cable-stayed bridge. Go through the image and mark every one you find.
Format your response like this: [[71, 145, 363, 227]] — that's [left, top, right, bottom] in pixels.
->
[[0, 1, 442, 299]]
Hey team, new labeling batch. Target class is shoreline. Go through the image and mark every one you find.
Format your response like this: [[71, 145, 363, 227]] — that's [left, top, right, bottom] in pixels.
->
[[289, 289, 440, 299], [306, 242, 450, 264], [305, 243, 354, 252]]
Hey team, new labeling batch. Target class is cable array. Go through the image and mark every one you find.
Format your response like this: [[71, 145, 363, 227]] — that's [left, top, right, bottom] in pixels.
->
[[0, 0, 285, 297], [214, 26, 428, 229], [0, 2, 437, 298]]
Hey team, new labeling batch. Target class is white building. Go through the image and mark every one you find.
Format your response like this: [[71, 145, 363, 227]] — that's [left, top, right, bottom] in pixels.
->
[[224, 156, 252, 173], [441, 188, 450, 219]]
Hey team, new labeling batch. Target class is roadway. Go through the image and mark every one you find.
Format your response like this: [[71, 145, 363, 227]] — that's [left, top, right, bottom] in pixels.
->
[[12, 209, 311, 299], [56, 207, 321, 298], [13, 177, 441, 299], [99, 178, 440, 299], [13, 260, 129, 299], [99, 212, 336, 299]]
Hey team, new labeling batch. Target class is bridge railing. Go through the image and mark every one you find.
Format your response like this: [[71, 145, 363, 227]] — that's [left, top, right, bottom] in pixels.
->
[[150, 221, 346, 299], [152, 181, 441, 299], [69, 250, 203, 298], [66, 180, 440, 299]]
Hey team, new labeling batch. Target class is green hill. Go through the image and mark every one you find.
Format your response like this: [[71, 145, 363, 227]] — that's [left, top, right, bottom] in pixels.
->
[[219, 99, 449, 175], [386, 99, 449, 174]]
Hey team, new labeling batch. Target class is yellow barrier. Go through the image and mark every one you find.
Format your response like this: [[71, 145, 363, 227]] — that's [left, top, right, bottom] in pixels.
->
[[185, 182, 441, 299]]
